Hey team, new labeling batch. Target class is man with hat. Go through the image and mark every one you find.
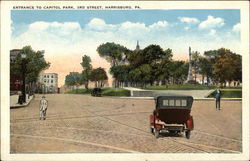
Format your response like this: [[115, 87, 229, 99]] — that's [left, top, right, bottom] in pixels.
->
[[215, 88, 221, 110], [40, 95, 48, 120]]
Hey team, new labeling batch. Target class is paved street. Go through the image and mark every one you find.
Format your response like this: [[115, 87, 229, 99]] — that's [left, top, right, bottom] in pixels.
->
[[10, 94, 242, 153]]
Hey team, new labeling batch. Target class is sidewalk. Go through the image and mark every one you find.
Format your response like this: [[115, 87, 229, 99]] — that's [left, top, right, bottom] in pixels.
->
[[123, 87, 214, 99], [10, 94, 34, 108], [122, 87, 241, 100]]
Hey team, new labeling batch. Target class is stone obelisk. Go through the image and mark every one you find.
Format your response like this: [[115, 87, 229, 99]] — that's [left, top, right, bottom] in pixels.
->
[[186, 47, 193, 83]]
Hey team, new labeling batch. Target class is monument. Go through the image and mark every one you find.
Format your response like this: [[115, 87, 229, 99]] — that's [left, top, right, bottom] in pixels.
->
[[186, 47, 193, 83]]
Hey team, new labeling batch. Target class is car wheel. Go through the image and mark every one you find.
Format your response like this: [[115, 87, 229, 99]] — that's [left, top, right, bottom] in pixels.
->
[[150, 127, 154, 134], [185, 130, 191, 139], [154, 129, 160, 138]]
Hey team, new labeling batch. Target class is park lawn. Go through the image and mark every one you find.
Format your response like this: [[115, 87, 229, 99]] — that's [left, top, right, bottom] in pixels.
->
[[101, 88, 130, 96], [66, 88, 130, 96], [66, 88, 91, 94], [207, 89, 242, 98], [141, 84, 217, 90]]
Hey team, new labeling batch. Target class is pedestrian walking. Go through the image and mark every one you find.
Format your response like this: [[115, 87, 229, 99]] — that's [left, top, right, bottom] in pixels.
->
[[40, 96, 48, 120], [215, 89, 221, 110], [17, 91, 23, 104]]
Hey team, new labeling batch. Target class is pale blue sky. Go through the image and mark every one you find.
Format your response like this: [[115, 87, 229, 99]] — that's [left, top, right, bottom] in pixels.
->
[[12, 9, 240, 38]]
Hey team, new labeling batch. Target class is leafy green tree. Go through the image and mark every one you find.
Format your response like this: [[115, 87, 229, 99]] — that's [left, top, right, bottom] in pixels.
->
[[97, 42, 131, 67], [89, 67, 108, 87], [10, 46, 50, 82], [10, 46, 50, 93], [110, 65, 131, 87], [140, 45, 172, 85], [199, 57, 211, 85], [65, 72, 78, 89], [169, 61, 188, 84], [141, 44, 166, 65], [80, 55, 92, 89], [191, 51, 201, 83], [154, 49, 173, 86]]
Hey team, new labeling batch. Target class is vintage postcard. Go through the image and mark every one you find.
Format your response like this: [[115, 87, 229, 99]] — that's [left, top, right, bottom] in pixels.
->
[[1, 1, 249, 161]]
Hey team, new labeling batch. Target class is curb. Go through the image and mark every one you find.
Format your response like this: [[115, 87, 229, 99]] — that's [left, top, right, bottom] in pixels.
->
[[10, 95, 34, 109]]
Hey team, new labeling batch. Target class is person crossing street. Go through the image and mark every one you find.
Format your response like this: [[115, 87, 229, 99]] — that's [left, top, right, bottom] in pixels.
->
[[40, 96, 48, 120]]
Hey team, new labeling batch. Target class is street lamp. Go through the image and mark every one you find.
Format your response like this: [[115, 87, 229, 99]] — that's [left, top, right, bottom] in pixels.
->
[[21, 52, 27, 103]]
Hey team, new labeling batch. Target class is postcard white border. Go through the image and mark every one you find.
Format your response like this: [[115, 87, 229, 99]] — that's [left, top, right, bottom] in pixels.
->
[[1, 1, 249, 161]]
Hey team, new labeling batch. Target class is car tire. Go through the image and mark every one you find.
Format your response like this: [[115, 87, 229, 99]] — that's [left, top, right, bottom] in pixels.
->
[[154, 129, 159, 138], [150, 127, 154, 134], [185, 130, 191, 139]]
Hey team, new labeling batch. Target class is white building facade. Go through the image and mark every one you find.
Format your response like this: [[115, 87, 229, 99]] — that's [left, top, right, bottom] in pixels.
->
[[38, 73, 58, 93]]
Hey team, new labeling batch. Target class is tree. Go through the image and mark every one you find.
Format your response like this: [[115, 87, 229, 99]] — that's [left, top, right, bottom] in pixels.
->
[[110, 65, 131, 87], [10, 46, 50, 82], [140, 45, 172, 85], [97, 42, 131, 67], [213, 49, 242, 86], [191, 51, 201, 83], [154, 49, 173, 85], [199, 57, 210, 85], [89, 67, 108, 87], [169, 61, 188, 84], [10, 46, 50, 92], [65, 72, 81, 90], [141, 44, 166, 65], [80, 55, 92, 89]]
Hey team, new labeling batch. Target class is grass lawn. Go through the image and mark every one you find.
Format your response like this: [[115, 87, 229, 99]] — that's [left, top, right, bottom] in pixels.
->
[[207, 89, 242, 98], [65, 88, 92, 94], [101, 88, 130, 96], [66, 88, 130, 97]]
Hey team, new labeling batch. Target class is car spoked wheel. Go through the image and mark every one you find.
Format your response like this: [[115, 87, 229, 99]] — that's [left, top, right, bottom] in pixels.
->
[[185, 130, 191, 139], [150, 127, 154, 134], [154, 129, 160, 138]]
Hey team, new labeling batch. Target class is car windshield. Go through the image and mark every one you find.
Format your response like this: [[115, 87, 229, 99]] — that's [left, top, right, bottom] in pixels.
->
[[156, 96, 193, 109], [162, 99, 187, 107]]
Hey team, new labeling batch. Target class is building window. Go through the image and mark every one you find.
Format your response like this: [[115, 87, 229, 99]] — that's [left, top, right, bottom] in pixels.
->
[[44, 75, 46, 78], [44, 80, 46, 83], [51, 80, 53, 83], [51, 75, 53, 78], [47, 75, 49, 78]]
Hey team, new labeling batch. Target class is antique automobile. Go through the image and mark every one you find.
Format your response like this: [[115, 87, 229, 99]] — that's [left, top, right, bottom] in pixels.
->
[[150, 94, 194, 139], [91, 88, 102, 97]]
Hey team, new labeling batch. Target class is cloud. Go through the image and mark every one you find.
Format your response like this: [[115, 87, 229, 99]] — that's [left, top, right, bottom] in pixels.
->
[[232, 23, 240, 32], [178, 17, 199, 24], [149, 20, 168, 28], [29, 21, 82, 36], [86, 18, 116, 31], [199, 15, 225, 30]]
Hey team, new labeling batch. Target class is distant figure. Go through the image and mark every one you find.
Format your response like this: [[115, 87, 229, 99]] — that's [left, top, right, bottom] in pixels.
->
[[40, 96, 48, 120], [215, 89, 221, 110], [17, 91, 23, 104]]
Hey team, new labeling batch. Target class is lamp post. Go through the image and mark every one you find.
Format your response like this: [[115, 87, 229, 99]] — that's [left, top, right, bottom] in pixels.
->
[[21, 52, 27, 103]]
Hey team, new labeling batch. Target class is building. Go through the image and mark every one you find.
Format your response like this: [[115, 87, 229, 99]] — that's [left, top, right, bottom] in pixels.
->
[[10, 49, 23, 63], [38, 72, 58, 93], [10, 49, 24, 91]]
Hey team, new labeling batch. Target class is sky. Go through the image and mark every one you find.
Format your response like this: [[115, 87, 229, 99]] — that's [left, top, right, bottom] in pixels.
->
[[11, 9, 241, 87]]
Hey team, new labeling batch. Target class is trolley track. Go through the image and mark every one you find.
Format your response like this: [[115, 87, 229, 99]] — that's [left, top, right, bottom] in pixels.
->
[[11, 95, 242, 153], [13, 114, 240, 153]]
